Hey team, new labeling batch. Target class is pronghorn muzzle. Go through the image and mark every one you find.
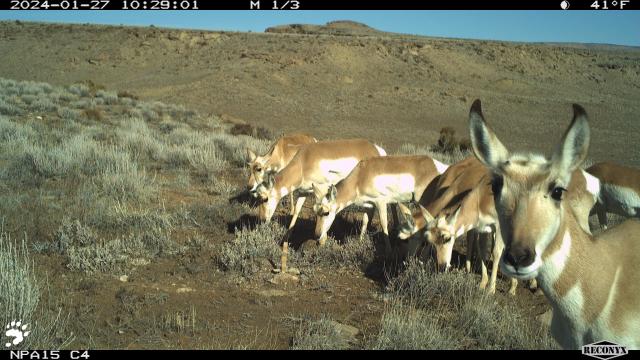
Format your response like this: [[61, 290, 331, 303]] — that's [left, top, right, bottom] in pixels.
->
[[503, 245, 535, 270]]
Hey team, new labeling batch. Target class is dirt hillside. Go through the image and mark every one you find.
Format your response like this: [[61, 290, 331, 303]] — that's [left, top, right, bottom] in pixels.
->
[[1, 20, 638, 166]]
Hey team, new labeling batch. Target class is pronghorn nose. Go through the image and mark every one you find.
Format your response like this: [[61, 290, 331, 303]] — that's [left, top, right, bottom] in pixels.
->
[[505, 246, 534, 269]]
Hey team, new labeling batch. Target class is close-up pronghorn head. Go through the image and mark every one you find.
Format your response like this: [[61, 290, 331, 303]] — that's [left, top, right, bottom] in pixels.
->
[[468, 99, 590, 281], [246, 148, 271, 196], [312, 183, 337, 217], [254, 171, 279, 221], [397, 203, 454, 270]]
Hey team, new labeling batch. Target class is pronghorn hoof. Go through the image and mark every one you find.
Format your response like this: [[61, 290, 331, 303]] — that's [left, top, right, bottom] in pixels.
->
[[488, 287, 497, 295], [508, 288, 517, 296], [479, 282, 488, 290]]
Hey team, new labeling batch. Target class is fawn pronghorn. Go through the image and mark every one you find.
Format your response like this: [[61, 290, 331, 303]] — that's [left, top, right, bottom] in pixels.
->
[[311, 155, 449, 250], [586, 162, 640, 229], [396, 157, 488, 269], [469, 99, 640, 349], [253, 139, 386, 233], [247, 133, 317, 214]]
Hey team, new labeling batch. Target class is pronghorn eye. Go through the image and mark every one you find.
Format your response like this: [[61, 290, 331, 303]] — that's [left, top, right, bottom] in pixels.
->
[[255, 167, 262, 172], [551, 187, 566, 201]]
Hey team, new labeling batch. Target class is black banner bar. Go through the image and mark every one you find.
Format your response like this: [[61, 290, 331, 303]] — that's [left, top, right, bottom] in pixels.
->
[[2, 349, 631, 358], [2, 0, 639, 10]]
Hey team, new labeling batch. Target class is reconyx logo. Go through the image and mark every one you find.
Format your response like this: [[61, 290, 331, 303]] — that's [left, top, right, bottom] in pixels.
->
[[582, 341, 628, 360]]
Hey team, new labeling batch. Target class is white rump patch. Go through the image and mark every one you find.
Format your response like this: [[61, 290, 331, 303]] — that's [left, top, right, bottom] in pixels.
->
[[433, 159, 449, 174], [318, 158, 360, 183], [372, 173, 416, 200], [600, 183, 640, 217]]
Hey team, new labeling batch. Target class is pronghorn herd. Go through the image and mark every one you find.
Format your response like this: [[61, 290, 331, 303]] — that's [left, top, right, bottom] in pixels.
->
[[245, 101, 640, 349]]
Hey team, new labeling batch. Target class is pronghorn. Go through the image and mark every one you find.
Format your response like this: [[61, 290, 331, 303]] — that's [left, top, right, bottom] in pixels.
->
[[311, 155, 449, 251], [586, 162, 640, 229], [253, 139, 386, 235], [432, 165, 599, 295], [469, 99, 640, 349], [247, 133, 317, 214], [396, 157, 488, 269]]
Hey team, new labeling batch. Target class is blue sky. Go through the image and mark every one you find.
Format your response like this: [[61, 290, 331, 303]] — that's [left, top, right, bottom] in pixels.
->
[[1, 10, 639, 46]]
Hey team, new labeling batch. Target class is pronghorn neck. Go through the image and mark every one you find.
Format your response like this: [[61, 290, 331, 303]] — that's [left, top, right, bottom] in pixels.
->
[[273, 157, 303, 198], [451, 188, 483, 236], [334, 177, 359, 212]]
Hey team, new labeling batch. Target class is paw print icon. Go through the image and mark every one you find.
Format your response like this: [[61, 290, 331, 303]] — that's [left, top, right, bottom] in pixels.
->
[[5, 321, 30, 347]]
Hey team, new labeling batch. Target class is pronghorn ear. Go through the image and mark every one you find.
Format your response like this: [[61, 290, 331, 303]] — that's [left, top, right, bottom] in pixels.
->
[[328, 184, 337, 201], [247, 149, 257, 163], [551, 104, 590, 180], [447, 206, 461, 227], [397, 203, 414, 225], [418, 204, 435, 224], [312, 183, 324, 199], [468, 99, 509, 172]]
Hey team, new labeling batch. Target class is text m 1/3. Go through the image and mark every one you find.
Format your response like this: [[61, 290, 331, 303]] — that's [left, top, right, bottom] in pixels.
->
[[250, 0, 300, 9]]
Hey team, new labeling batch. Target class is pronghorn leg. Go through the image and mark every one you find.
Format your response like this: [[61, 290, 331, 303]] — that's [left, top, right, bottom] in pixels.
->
[[288, 196, 306, 230], [376, 202, 391, 254], [359, 207, 374, 241], [508, 278, 518, 296], [489, 231, 505, 295], [465, 231, 474, 273], [289, 193, 295, 216], [596, 204, 608, 230], [479, 260, 489, 290]]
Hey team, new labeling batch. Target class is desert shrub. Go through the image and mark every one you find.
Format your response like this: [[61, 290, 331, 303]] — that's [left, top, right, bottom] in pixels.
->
[[371, 259, 557, 349], [291, 316, 352, 350], [397, 142, 470, 165], [29, 98, 58, 112], [95, 90, 118, 105], [67, 84, 90, 97], [218, 222, 287, 276], [0, 102, 24, 116], [372, 300, 459, 349], [0, 116, 35, 143], [0, 231, 73, 349], [57, 107, 79, 120], [0, 231, 40, 331], [83, 198, 174, 233], [55, 218, 98, 253], [297, 234, 375, 271]]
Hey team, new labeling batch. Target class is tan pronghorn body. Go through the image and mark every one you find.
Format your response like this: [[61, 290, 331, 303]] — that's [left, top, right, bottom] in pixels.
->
[[254, 139, 386, 232], [312, 155, 448, 249], [469, 99, 640, 349], [586, 162, 640, 229], [247, 133, 317, 214], [397, 157, 488, 269]]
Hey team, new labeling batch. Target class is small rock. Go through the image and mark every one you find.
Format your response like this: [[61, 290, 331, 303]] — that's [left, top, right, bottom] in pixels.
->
[[176, 287, 194, 293], [269, 273, 299, 286], [119, 275, 129, 283], [330, 321, 360, 339], [118, 330, 124, 335]]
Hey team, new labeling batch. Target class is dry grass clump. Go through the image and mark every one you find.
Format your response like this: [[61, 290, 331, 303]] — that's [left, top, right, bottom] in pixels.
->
[[370, 259, 557, 349]]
